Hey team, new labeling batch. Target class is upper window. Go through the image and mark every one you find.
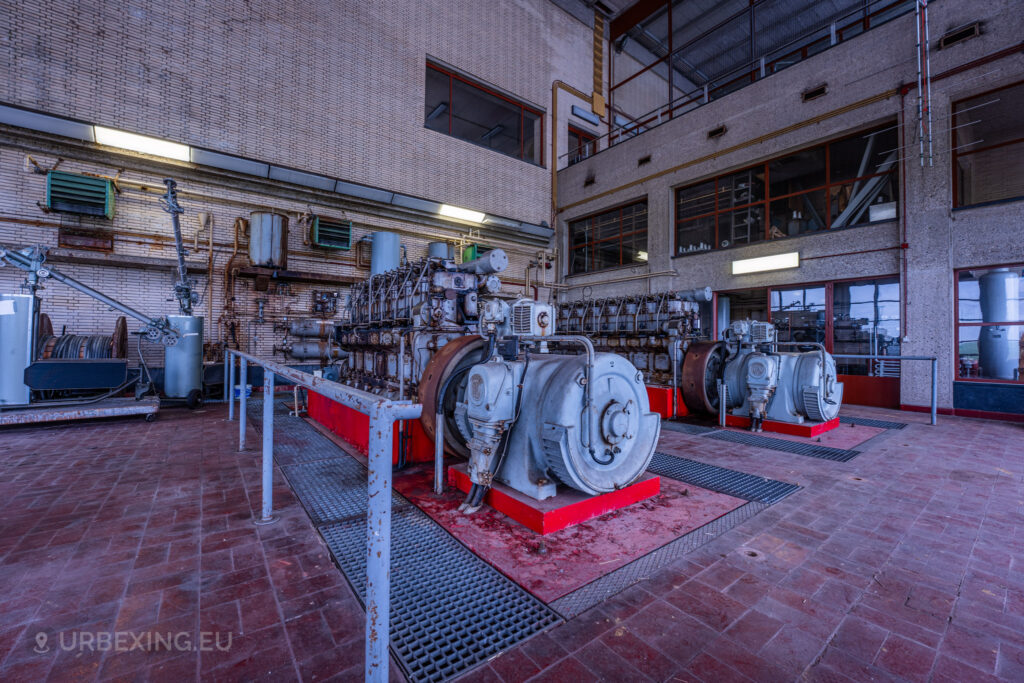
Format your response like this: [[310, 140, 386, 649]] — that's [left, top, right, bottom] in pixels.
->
[[674, 121, 899, 256], [424, 63, 543, 165], [956, 264, 1024, 382], [567, 126, 597, 165], [953, 81, 1024, 208], [569, 201, 648, 275]]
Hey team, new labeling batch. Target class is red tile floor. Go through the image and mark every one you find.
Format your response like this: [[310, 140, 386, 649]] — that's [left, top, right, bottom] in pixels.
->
[[0, 403, 1022, 682]]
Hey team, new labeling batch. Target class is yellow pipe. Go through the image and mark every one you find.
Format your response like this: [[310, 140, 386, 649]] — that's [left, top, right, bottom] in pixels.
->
[[550, 80, 593, 222]]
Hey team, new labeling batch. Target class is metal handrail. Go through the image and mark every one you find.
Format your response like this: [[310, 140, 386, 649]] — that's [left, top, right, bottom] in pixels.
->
[[830, 353, 938, 425], [225, 349, 422, 682]]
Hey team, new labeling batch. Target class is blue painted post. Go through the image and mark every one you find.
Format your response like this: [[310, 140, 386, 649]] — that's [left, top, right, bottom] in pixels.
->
[[239, 357, 247, 450], [257, 370, 277, 525], [365, 409, 395, 682], [930, 358, 938, 426], [227, 352, 236, 421]]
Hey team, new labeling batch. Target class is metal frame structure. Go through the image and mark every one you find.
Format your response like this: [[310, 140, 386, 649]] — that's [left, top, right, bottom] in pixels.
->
[[952, 262, 1024, 385], [225, 349, 422, 682], [568, 198, 649, 274], [831, 353, 937, 424]]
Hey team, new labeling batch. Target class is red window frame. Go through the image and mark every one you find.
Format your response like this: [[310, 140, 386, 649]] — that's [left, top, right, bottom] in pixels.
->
[[953, 262, 1024, 384], [568, 199, 648, 275], [951, 80, 1024, 209], [673, 120, 899, 256], [567, 125, 598, 165], [426, 63, 544, 167]]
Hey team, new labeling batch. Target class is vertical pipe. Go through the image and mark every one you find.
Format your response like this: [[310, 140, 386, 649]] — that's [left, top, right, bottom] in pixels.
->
[[930, 358, 937, 425], [670, 338, 680, 419], [434, 410, 444, 495], [366, 409, 394, 683], [258, 370, 277, 524], [228, 352, 235, 421], [717, 380, 727, 427], [239, 357, 247, 450]]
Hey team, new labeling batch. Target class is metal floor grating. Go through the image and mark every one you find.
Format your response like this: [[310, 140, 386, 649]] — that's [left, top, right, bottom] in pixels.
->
[[321, 508, 560, 683], [244, 398, 345, 464], [282, 459, 411, 525], [648, 452, 799, 505], [550, 501, 768, 618], [705, 430, 861, 462], [839, 415, 907, 430], [660, 420, 720, 435]]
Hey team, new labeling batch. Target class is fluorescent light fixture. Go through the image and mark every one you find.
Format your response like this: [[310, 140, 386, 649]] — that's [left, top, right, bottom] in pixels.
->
[[637, 251, 648, 261], [439, 204, 485, 223], [731, 251, 799, 275], [93, 126, 190, 161]]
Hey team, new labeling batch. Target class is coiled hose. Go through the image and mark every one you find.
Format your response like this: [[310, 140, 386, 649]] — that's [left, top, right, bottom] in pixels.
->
[[37, 334, 114, 359]]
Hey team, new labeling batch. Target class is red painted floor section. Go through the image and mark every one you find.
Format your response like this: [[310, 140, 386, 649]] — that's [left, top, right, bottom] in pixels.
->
[[1, 402, 1023, 682], [724, 414, 839, 437], [392, 467, 745, 603]]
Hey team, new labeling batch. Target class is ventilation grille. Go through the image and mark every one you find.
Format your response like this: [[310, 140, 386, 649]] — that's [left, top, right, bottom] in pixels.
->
[[939, 22, 980, 50], [312, 216, 352, 250], [511, 303, 532, 335], [46, 171, 114, 219]]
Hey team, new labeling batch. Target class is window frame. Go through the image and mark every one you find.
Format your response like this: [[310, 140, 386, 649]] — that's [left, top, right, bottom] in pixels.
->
[[567, 125, 598, 166], [424, 62, 545, 167], [953, 261, 1024, 384], [951, 79, 1024, 210], [567, 198, 649, 276], [673, 120, 900, 257]]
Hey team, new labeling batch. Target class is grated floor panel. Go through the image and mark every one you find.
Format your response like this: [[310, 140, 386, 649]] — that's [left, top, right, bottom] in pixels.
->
[[660, 420, 720, 435], [705, 429, 861, 462], [648, 452, 800, 505], [839, 415, 907, 430]]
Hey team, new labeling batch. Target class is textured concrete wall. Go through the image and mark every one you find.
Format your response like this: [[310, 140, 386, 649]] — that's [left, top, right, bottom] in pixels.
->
[[556, 0, 1024, 410]]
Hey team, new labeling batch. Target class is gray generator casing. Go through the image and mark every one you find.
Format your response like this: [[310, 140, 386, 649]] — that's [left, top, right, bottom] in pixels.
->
[[0, 294, 36, 406], [164, 315, 203, 398]]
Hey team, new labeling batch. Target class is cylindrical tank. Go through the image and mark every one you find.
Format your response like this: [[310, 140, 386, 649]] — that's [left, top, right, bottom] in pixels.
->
[[248, 212, 288, 268], [284, 341, 348, 361], [678, 287, 713, 302], [978, 269, 1021, 379], [289, 319, 335, 338], [370, 232, 401, 275], [428, 242, 453, 260], [456, 249, 508, 275], [164, 315, 203, 400]]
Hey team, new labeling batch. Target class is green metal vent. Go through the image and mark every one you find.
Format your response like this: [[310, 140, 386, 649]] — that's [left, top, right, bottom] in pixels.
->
[[311, 216, 352, 250], [46, 171, 115, 219]]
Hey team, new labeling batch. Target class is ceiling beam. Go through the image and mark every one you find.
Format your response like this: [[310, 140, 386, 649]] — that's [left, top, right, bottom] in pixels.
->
[[610, 0, 667, 40]]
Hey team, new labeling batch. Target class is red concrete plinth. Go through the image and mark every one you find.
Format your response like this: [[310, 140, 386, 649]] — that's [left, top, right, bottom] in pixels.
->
[[447, 463, 660, 535], [725, 413, 839, 437], [307, 390, 433, 464], [646, 385, 688, 419]]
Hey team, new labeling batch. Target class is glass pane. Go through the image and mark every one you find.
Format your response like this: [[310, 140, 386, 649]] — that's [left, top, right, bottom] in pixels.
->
[[451, 78, 523, 158], [569, 218, 591, 247], [830, 124, 898, 183], [769, 147, 826, 197], [768, 190, 826, 238], [955, 143, 1024, 206], [829, 173, 898, 228], [833, 278, 901, 375], [771, 286, 826, 345], [676, 179, 716, 220], [719, 205, 764, 247], [954, 82, 1024, 152], [957, 266, 1024, 324], [720, 288, 768, 335], [424, 68, 450, 133], [567, 202, 646, 274], [677, 215, 715, 255], [958, 324, 1024, 381], [594, 242, 621, 271], [524, 110, 542, 164], [717, 167, 765, 209], [570, 246, 590, 275]]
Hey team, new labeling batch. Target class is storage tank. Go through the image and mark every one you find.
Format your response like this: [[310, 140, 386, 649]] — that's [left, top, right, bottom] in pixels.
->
[[249, 212, 288, 268], [428, 242, 453, 259], [164, 315, 203, 404], [979, 269, 1021, 380], [0, 294, 36, 406], [370, 232, 401, 276]]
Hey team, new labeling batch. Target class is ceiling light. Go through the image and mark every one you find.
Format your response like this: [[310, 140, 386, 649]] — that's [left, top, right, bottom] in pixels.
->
[[439, 204, 485, 223], [731, 252, 799, 275], [637, 251, 648, 261], [94, 126, 190, 161]]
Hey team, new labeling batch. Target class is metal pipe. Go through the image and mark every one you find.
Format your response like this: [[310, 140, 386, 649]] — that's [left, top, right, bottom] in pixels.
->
[[257, 370, 277, 525], [239, 357, 247, 450], [830, 354, 939, 425], [670, 338, 680, 418], [530, 334, 595, 450], [228, 352, 235, 421], [366, 407, 396, 682], [398, 333, 406, 400], [433, 409, 445, 495], [717, 380, 727, 427], [930, 358, 938, 426]]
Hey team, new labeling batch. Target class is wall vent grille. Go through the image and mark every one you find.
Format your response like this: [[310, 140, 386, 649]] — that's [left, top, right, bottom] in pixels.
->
[[46, 171, 114, 219], [312, 216, 352, 250]]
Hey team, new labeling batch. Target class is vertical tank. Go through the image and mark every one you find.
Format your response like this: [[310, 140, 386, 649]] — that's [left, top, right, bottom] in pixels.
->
[[0, 294, 36, 406], [164, 315, 204, 401], [370, 232, 401, 275], [428, 242, 453, 259], [249, 212, 288, 268], [978, 268, 1021, 379]]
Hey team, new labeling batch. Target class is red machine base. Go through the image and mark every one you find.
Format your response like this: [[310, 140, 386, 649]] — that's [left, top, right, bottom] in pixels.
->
[[447, 464, 661, 535], [646, 386, 688, 419], [307, 391, 434, 464], [724, 413, 840, 437]]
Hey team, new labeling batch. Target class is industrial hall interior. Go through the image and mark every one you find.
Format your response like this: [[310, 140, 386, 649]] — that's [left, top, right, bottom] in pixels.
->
[[1, 0, 1023, 681]]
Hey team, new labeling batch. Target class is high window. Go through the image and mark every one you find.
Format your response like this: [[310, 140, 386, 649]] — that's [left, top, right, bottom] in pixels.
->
[[424, 63, 543, 165], [953, 81, 1024, 208], [674, 122, 899, 256], [956, 264, 1023, 382], [567, 126, 597, 165], [569, 201, 648, 275]]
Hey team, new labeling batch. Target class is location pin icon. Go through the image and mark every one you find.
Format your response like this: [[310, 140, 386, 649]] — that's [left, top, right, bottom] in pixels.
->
[[34, 632, 49, 653]]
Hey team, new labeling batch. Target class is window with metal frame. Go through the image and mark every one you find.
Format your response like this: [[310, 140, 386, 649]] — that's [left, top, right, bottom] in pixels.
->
[[674, 120, 899, 256], [952, 81, 1024, 208], [569, 200, 648, 275], [955, 264, 1024, 382], [424, 63, 543, 166], [567, 126, 598, 165]]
